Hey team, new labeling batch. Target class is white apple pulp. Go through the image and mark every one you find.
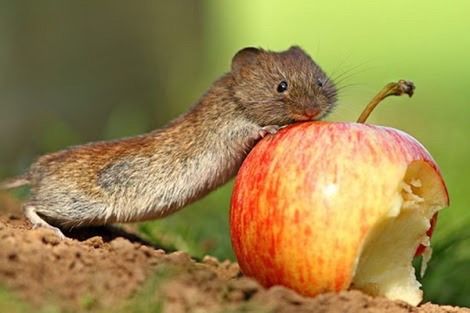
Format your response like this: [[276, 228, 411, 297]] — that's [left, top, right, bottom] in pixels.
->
[[351, 160, 446, 305]]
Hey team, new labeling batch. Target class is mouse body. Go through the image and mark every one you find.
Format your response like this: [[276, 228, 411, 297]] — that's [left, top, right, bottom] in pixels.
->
[[0, 46, 337, 237]]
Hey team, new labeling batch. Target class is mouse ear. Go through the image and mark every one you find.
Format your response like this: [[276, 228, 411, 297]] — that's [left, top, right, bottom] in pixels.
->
[[287, 45, 307, 57], [231, 47, 261, 73]]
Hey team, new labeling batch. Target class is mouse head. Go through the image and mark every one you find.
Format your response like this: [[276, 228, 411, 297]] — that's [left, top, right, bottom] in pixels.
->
[[231, 46, 337, 126]]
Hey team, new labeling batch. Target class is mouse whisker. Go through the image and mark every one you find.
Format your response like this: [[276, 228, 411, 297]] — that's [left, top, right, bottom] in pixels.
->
[[327, 54, 357, 80], [334, 83, 361, 93], [329, 61, 370, 82], [330, 64, 371, 87]]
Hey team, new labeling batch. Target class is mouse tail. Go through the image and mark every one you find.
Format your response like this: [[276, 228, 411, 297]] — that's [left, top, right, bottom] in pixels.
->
[[0, 174, 30, 190]]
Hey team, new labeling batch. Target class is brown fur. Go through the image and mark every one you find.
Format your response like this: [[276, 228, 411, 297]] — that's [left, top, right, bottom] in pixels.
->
[[1, 46, 337, 234]]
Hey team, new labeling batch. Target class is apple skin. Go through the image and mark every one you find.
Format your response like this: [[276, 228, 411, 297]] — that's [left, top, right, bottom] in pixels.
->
[[230, 121, 449, 297]]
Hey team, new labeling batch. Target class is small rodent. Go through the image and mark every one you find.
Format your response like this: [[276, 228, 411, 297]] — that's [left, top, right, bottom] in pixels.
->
[[0, 46, 337, 238]]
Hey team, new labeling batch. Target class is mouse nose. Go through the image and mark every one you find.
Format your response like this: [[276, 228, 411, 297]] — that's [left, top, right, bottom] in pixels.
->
[[304, 106, 320, 119]]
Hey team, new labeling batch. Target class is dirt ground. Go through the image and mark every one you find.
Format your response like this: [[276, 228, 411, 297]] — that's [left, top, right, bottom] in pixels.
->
[[0, 194, 468, 313]]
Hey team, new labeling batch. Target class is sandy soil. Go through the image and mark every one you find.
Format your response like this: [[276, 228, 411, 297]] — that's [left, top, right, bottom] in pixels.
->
[[0, 193, 468, 313]]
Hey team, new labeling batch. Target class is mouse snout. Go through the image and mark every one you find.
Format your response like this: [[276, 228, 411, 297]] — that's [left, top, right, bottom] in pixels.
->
[[300, 96, 322, 119], [290, 97, 323, 122], [304, 106, 320, 119]]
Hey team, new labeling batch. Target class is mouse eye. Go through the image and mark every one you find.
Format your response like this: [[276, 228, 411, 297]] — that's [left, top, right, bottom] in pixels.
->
[[277, 81, 288, 93], [316, 78, 324, 88]]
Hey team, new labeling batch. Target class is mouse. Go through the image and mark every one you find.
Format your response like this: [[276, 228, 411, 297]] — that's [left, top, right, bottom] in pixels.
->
[[0, 46, 337, 238]]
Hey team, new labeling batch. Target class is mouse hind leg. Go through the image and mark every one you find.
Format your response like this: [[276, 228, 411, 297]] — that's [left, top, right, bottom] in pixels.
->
[[23, 204, 65, 239]]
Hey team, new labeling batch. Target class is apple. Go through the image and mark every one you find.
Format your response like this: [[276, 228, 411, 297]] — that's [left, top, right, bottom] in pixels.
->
[[230, 121, 449, 306]]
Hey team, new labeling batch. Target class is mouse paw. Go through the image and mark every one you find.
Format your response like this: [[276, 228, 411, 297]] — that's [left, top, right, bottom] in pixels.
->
[[259, 125, 280, 138], [32, 223, 66, 240]]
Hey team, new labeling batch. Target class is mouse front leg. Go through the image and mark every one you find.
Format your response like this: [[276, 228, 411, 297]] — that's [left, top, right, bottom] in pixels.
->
[[237, 124, 281, 152]]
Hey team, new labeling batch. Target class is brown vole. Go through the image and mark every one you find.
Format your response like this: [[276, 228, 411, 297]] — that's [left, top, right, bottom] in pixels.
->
[[0, 46, 337, 238]]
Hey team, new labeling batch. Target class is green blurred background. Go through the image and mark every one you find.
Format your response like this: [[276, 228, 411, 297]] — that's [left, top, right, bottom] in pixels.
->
[[0, 0, 469, 307]]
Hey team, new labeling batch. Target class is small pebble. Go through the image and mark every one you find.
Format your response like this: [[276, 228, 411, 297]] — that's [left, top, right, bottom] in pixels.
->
[[84, 236, 104, 248], [167, 251, 192, 264], [110, 237, 134, 250], [202, 255, 220, 266]]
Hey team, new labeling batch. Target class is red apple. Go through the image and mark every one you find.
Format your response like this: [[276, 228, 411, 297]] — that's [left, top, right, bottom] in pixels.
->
[[230, 121, 449, 305]]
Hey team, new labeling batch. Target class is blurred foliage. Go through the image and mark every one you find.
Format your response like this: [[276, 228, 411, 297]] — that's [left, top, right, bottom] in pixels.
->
[[0, 288, 59, 313], [0, 0, 468, 307]]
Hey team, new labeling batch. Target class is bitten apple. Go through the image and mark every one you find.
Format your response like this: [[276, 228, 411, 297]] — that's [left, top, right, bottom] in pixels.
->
[[230, 121, 449, 305]]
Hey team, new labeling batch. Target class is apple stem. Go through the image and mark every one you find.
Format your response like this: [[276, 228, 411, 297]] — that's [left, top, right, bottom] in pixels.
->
[[356, 80, 415, 123]]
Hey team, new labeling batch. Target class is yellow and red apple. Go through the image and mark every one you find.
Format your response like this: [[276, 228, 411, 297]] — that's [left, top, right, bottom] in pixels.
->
[[230, 121, 449, 305]]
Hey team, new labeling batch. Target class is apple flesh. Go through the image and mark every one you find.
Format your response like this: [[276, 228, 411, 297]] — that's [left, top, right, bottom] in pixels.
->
[[230, 121, 449, 305]]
